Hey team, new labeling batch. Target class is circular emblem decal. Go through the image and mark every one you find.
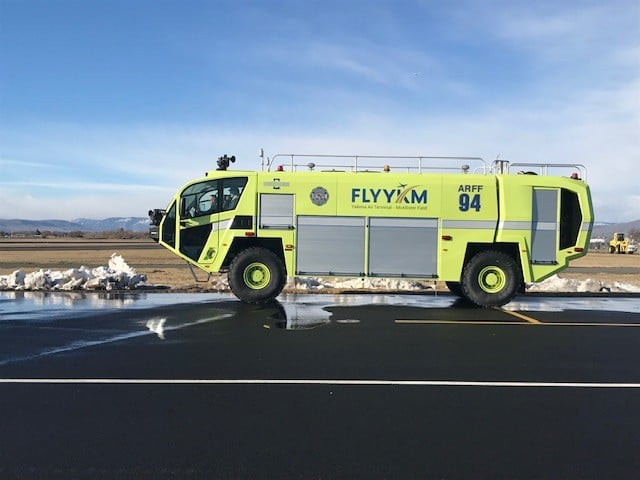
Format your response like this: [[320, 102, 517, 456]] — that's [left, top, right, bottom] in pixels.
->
[[310, 186, 329, 206]]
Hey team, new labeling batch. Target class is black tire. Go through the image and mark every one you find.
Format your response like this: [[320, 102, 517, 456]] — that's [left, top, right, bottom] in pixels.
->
[[609, 246, 615, 254], [445, 281, 465, 297], [461, 250, 519, 307], [228, 247, 286, 303]]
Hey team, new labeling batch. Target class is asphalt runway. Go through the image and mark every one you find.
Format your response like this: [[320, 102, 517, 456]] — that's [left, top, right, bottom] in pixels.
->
[[1, 292, 639, 479]]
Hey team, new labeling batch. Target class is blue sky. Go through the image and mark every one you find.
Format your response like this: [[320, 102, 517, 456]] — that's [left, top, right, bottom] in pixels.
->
[[0, 0, 638, 221]]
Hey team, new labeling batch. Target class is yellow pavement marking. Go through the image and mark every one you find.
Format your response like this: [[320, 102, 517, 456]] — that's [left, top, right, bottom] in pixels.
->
[[394, 319, 640, 327], [492, 307, 542, 324], [396, 320, 528, 325], [533, 322, 640, 327]]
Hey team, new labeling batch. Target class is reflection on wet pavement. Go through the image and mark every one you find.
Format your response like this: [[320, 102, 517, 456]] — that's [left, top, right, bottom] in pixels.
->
[[1, 291, 639, 366], [0, 291, 236, 321]]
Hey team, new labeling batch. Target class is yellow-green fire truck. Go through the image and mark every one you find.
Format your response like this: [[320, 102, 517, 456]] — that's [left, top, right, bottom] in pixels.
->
[[149, 153, 593, 306]]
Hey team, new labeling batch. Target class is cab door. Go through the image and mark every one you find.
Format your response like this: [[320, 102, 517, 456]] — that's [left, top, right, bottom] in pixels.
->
[[177, 180, 220, 264]]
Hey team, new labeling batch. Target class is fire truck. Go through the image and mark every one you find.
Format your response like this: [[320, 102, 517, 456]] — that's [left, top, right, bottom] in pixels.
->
[[149, 152, 593, 306]]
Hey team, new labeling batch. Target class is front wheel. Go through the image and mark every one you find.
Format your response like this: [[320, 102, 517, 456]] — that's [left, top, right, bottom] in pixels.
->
[[461, 250, 519, 307], [228, 247, 286, 303]]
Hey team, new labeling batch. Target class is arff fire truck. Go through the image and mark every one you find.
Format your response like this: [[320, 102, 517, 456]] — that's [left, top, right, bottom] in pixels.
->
[[149, 152, 593, 306]]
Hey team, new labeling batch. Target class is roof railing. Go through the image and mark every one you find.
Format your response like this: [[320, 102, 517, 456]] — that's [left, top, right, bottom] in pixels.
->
[[491, 160, 588, 180], [264, 153, 487, 174], [257, 151, 587, 179]]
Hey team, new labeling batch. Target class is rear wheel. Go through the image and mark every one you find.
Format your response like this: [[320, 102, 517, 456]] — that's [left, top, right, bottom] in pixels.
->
[[228, 247, 286, 303], [609, 246, 615, 254], [461, 250, 519, 307]]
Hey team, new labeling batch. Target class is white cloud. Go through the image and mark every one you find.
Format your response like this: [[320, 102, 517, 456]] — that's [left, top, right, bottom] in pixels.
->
[[2, 78, 637, 222], [0, 188, 172, 220], [262, 40, 447, 93], [0, 158, 54, 168]]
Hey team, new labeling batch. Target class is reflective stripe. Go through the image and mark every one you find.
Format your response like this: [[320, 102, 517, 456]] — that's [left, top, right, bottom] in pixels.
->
[[498, 221, 531, 231], [533, 222, 558, 231], [581, 222, 592, 231], [441, 220, 496, 229], [371, 218, 437, 228], [298, 216, 364, 227], [498, 221, 558, 231]]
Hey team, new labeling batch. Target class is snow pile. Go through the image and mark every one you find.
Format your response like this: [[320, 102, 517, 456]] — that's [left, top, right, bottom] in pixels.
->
[[290, 276, 433, 292], [0, 254, 147, 291], [527, 275, 640, 293]]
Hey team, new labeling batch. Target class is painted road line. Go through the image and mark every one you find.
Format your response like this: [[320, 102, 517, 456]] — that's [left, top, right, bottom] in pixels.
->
[[396, 320, 530, 325], [492, 307, 542, 324], [1, 378, 640, 388], [394, 320, 640, 327], [532, 322, 640, 327]]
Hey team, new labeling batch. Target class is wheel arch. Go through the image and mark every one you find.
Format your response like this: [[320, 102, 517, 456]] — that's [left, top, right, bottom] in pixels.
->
[[463, 242, 524, 290], [221, 237, 285, 271]]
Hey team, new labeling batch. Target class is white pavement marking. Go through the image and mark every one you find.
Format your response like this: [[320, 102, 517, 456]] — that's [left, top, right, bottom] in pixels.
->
[[1, 379, 639, 388]]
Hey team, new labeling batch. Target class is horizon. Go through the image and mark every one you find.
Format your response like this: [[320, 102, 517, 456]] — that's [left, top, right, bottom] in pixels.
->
[[1, 0, 638, 222]]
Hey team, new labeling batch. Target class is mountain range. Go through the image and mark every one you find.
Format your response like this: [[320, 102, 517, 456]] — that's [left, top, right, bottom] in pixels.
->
[[0, 217, 150, 232], [591, 220, 640, 239]]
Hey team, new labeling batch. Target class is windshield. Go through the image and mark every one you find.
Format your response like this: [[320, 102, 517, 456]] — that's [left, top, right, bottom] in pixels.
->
[[180, 177, 248, 218]]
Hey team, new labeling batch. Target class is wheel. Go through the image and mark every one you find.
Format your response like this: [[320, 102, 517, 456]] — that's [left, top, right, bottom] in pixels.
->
[[445, 281, 464, 297], [609, 246, 615, 254], [228, 247, 286, 303], [461, 250, 519, 307]]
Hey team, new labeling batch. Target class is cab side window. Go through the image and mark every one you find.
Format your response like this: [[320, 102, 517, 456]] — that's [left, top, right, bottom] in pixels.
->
[[180, 180, 220, 218], [221, 177, 248, 212]]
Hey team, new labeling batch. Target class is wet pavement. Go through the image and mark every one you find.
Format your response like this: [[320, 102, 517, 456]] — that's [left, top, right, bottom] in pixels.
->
[[0, 292, 639, 478]]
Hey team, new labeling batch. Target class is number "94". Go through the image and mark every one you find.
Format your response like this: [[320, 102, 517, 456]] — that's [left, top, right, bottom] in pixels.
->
[[459, 193, 481, 212]]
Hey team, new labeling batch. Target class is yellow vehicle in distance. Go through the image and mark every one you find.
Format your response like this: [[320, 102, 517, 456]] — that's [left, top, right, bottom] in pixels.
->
[[149, 152, 593, 306], [609, 232, 636, 254]]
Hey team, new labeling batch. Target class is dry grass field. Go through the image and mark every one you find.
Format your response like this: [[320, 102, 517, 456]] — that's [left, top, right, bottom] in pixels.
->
[[1, 238, 639, 290]]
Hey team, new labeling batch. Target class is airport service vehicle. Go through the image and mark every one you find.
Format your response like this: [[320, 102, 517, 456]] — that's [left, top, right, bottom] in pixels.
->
[[609, 232, 636, 254], [149, 152, 593, 306]]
